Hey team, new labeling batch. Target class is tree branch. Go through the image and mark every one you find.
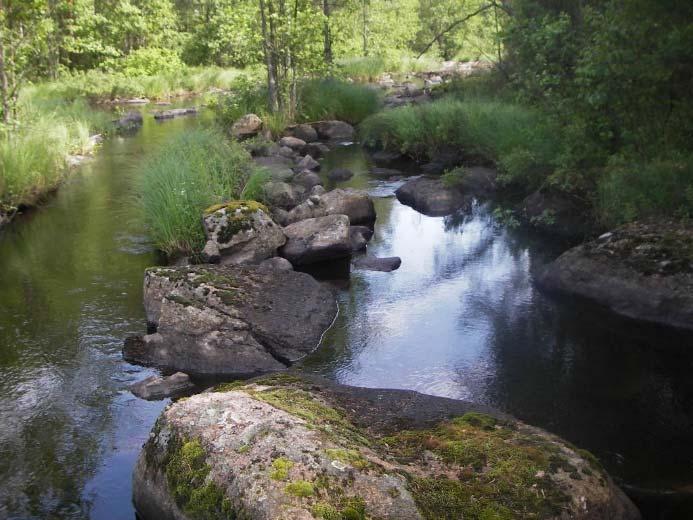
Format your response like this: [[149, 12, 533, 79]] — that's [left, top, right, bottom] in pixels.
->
[[416, 2, 507, 59]]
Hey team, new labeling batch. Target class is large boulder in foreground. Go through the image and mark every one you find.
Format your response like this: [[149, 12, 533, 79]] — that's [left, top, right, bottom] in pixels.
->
[[285, 189, 376, 226], [122, 265, 336, 376], [396, 176, 469, 216], [202, 201, 285, 265], [280, 214, 351, 266], [133, 375, 640, 520], [538, 220, 693, 331]]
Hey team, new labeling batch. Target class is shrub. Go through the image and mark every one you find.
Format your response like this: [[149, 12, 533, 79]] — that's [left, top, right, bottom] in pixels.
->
[[298, 79, 381, 124], [110, 47, 186, 77], [135, 128, 254, 256], [360, 98, 561, 189], [597, 154, 693, 225]]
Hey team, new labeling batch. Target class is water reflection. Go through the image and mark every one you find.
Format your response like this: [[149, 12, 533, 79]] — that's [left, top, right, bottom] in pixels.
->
[[301, 188, 693, 494]]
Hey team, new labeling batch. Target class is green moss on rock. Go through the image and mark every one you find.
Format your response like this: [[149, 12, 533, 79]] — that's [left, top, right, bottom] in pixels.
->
[[204, 200, 269, 216], [269, 456, 294, 481], [164, 438, 232, 520], [285, 480, 315, 498]]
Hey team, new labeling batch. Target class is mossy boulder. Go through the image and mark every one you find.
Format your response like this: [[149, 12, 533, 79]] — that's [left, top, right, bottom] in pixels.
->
[[538, 219, 693, 331], [202, 200, 286, 265], [133, 375, 639, 520], [122, 265, 337, 376]]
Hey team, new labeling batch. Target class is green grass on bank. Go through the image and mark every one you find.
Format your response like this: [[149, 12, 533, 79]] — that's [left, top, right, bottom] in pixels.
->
[[360, 97, 561, 189], [212, 78, 381, 135], [135, 128, 257, 256], [336, 53, 444, 82]]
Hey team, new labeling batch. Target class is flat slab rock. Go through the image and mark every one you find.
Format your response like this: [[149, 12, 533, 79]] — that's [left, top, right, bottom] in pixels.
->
[[280, 214, 351, 266], [538, 220, 693, 331], [133, 375, 640, 520], [123, 265, 337, 376]]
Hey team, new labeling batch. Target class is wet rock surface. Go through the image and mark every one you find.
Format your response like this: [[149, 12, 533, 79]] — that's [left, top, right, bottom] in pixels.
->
[[129, 372, 195, 401], [283, 189, 376, 226], [280, 214, 352, 266], [153, 108, 197, 120], [133, 375, 640, 520], [538, 220, 693, 331], [353, 255, 401, 272], [396, 176, 469, 216], [122, 265, 337, 376]]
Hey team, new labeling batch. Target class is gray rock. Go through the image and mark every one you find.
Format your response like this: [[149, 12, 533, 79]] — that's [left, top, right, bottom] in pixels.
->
[[122, 265, 337, 375], [292, 170, 323, 190], [304, 142, 330, 158], [284, 188, 376, 226], [538, 220, 693, 331], [133, 375, 641, 520], [295, 154, 320, 172], [353, 255, 401, 272], [115, 111, 143, 129], [279, 136, 306, 150], [280, 214, 352, 266], [327, 168, 354, 182], [395, 177, 468, 216], [202, 201, 286, 265], [277, 146, 295, 159], [129, 372, 194, 400], [258, 256, 293, 271], [349, 225, 374, 251], [264, 182, 305, 210], [231, 113, 263, 139], [313, 120, 355, 141], [153, 108, 197, 120], [291, 123, 318, 143], [310, 185, 326, 197]]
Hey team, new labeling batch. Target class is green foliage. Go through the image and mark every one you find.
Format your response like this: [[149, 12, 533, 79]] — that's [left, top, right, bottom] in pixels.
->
[[111, 47, 185, 77], [298, 79, 381, 124], [135, 128, 254, 256], [597, 154, 693, 225], [241, 168, 272, 202], [360, 98, 561, 189], [269, 457, 294, 481], [284, 480, 315, 498]]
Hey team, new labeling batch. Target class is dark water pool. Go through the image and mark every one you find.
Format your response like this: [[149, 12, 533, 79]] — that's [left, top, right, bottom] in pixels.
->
[[0, 126, 691, 519]]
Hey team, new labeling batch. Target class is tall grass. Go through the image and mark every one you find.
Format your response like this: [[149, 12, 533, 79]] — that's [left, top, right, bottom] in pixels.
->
[[360, 98, 561, 188], [213, 77, 381, 135], [337, 53, 443, 81], [136, 128, 256, 256], [597, 154, 693, 225]]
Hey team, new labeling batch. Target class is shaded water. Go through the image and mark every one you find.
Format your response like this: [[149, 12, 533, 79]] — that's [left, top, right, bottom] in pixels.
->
[[0, 122, 691, 519]]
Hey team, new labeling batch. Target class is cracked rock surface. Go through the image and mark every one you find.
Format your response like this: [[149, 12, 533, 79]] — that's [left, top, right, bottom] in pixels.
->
[[122, 265, 337, 376]]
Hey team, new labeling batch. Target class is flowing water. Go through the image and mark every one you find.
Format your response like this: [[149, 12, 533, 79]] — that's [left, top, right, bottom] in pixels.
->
[[0, 115, 691, 519]]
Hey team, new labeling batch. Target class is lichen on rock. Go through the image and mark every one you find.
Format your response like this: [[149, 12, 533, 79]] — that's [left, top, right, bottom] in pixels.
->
[[133, 375, 640, 520]]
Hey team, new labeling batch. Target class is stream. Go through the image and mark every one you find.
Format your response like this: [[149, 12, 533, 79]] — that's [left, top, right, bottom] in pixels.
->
[[0, 109, 692, 519]]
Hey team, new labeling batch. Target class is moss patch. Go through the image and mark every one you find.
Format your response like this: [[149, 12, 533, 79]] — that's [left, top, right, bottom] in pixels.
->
[[383, 412, 570, 519], [204, 199, 268, 216], [324, 448, 370, 470], [270, 456, 294, 481], [164, 438, 233, 520], [312, 497, 367, 520], [285, 480, 315, 498]]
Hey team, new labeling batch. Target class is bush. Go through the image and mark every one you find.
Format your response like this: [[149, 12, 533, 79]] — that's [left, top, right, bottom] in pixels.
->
[[298, 79, 381, 124], [360, 97, 561, 189], [112, 47, 185, 77], [136, 128, 254, 256], [597, 154, 693, 225]]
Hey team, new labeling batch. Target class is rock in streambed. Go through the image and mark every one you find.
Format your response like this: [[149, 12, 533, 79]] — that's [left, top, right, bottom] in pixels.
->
[[133, 374, 640, 520], [122, 265, 337, 376], [538, 219, 693, 331]]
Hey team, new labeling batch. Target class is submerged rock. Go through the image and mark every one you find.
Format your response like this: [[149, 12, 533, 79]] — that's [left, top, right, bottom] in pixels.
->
[[538, 220, 693, 331], [115, 111, 143, 130], [123, 265, 336, 376], [201, 201, 285, 265], [133, 375, 640, 520], [295, 154, 320, 172], [153, 108, 197, 120], [129, 372, 195, 401], [353, 255, 401, 272], [284, 189, 376, 226], [327, 168, 354, 182], [396, 177, 469, 216], [280, 214, 352, 266]]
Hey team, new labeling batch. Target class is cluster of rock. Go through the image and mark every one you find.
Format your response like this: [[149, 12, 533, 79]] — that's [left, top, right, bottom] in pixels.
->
[[133, 374, 640, 520], [115, 106, 198, 132]]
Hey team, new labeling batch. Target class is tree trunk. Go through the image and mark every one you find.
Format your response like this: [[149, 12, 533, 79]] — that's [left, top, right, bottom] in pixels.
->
[[0, 0, 9, 125], [259, 0, 278, 112], [322, 0, 332, 65]]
